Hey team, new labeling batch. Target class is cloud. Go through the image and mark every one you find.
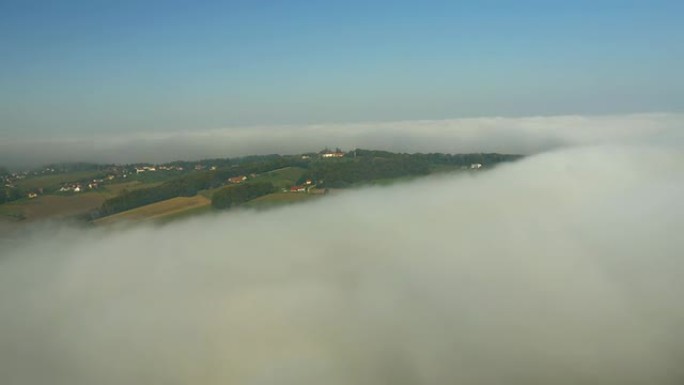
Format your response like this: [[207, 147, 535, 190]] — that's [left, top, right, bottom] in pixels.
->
[[1, 113, 682, 168], [1, 142, 683, 384]]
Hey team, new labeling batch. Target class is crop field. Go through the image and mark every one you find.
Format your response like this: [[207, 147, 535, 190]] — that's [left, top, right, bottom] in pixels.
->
[[103, 181, 162, 197], [0, 180, 164, 222], [94, 195, 211, 225], [16, 171, 103, 190], [153, 204, 214, 224], [0, 192, 106, 221]]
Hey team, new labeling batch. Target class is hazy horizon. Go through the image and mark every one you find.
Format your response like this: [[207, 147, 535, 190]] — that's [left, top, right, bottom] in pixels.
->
[[2, 1, 683, 139], [2, 112, 682, 168]]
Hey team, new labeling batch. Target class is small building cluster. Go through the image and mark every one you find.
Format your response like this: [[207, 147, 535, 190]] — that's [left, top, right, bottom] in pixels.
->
[[321, 150, 346, 158], [59, 184, 83, 193], [288, 179, 327, 194], [158, 165, 184, 171], [59, 178, 103, 193], [135, 166, 157, 173], [228, 175, 247, 184], [2, 172, 27, 188], [289, 185, 307, 192], [134, 164, 187, 173]]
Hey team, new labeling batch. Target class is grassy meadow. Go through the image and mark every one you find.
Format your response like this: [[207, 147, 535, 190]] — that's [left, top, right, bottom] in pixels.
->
[[94, 195, 211, 225]]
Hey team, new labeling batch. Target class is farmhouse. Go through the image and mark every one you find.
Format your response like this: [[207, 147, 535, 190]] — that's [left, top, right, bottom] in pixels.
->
[[228, 176, 247, 184], [59, 184, 83, 193], [135, 166, 157, 173], [320, 148, 345, 158], [290, 185, 307, 192]]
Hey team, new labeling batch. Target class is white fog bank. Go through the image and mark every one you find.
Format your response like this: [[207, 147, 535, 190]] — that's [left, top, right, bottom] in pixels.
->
[[1, 112, 682, 168], [1, 143, 683, 384]]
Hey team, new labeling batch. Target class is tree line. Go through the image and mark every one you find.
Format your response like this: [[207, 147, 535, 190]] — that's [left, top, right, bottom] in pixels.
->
[[1, 186, 24, 205], [296, 150, 522, 188], [95, 150, 523, 217], [212, 182, 275, 209], [98, 157, 303, 216], [298, 156, 431, 188]]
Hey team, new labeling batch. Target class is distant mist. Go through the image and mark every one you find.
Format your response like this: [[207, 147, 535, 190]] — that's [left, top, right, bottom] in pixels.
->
[[1, 141, 683, 384], [1, 113, 682, 168]]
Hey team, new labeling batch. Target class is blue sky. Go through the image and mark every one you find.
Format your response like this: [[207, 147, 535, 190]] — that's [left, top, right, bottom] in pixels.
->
[[1, 0, 682, 138]]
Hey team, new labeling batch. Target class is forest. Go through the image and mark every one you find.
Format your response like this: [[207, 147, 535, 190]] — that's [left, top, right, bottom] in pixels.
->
[[212, 182, 276, 209]]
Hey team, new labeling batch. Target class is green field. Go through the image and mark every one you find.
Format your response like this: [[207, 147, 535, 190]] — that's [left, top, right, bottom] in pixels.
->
[[16, 171, 103, 190], [0, 180, 169, 222], [94, 195, 212, 225], [196, 167, 304, 200], [247, 167, 306, 188], [95, 189, 320, 226], [0, 192, 106, 221], [90, 167, 308, 225], [154, 204, 214, 224], [102, 181, 162, 197]]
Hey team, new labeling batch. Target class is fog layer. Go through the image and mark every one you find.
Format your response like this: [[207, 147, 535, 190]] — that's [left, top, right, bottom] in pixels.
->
[[1, 112, 682, 167], [1, 143, 683, 384]]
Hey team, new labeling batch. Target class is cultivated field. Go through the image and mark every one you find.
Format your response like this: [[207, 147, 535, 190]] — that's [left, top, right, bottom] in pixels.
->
[[16, 171, 103, 190], [94, 195, 211, 225], [0, 192, 106, 221], [248, 167, 306, 188], [102, 181, 162, 197]]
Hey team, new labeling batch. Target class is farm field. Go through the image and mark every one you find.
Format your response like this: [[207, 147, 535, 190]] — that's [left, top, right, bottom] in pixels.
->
[[248, 167, 306, 188], [94, 195, 211, 225], [153, 204, 214, 224], [16, 171, 103, 190], [196, 167, 309, 204], [0, 181, 165, 222], [102, 181, 162, 197], [0, 192, 107, 221], [197, 167, 305, 200], [94, 190, 320, 226]]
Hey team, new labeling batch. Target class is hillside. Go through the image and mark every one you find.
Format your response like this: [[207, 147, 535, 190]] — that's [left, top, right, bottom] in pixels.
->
[[1, 149, 522, 225]]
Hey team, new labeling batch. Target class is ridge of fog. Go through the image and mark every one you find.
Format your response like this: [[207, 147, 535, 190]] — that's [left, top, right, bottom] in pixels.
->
[[1, 143, 683, 384], [1, 112, 682, 168]]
